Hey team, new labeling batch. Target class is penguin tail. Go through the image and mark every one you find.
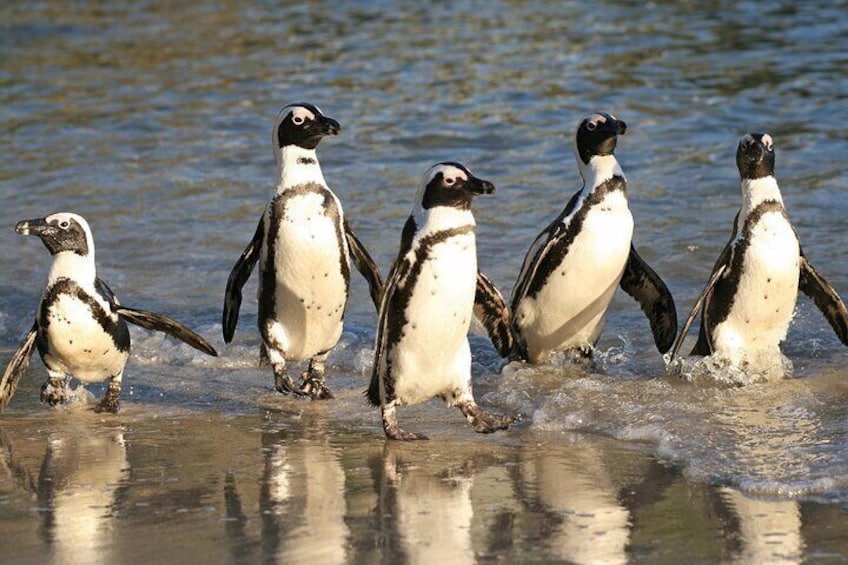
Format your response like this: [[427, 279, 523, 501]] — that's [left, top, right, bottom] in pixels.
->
[[365, 379, 381, 407], [364, 362, 384, 407]]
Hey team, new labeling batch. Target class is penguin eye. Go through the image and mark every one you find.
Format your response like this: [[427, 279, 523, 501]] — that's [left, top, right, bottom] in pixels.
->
[[59, 220, 70, 229], [586, 121, 597, 132], [292, 116, 305, 125], [444, 177, 456, 186]]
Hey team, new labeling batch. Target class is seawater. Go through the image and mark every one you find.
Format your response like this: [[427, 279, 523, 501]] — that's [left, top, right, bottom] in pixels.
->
[[1, 1, 847, 562]]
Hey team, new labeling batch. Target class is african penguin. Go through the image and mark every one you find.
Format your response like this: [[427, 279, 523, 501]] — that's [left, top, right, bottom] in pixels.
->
[[366, 162, 515, 440], [223, 103, 383, 400], [671, 133, 848, 371], [510, 113, 677, 364], [0, 212, 218, 413]]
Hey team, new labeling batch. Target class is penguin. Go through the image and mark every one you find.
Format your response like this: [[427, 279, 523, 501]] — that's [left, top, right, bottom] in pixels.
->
[[0, 212, 218, 413], [670, 133, 848, 368], [509, 113, 677, 364], [366, 162, 516, 440], [222, 103, 383, 400]]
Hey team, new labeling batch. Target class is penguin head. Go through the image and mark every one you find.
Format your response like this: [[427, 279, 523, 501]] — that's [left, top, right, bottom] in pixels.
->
[[736, 133, 775, 180], [272, 103, 341, 152], [574, 112, 627, 165], [15, 212, 93, 257], [417, 162, 495, 210]]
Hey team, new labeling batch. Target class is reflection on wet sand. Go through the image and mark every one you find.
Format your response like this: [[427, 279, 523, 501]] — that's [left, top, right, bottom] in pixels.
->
[[721, 489, 803, 563], [1, 412, 846, 563], [217, 414, 350, 564], [376, 444, 477, 562], [518, 444, 631, 564], [259, 428, 349, 564], [0, 419, 128, 565]]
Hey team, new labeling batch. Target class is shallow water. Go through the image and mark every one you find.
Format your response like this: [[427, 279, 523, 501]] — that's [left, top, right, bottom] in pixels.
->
[[1, 1, 847, 563]]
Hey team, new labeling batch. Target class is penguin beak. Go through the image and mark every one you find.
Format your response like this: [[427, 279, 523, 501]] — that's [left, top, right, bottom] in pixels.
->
[[465, 176, 496, 196], [741, 137, 765, 159], [316, 115, 341, 137], [613, 119, 627, 135], [736, 134, 775, 179], [15, 218, 49, 237], [604, 118, 626, 136]]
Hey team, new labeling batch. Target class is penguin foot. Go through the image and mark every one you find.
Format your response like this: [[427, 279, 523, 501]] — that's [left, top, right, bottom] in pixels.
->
[[569, 346, 596, 369], [299, 358, 333, 400], [40, 379, 69, 407], [381, 403, 428, 441], [459, 402, 515, 434], [385, 427, 429, 441], [95, 380, 121, 413], [299, 377, 334, 400], [274, 372, 307, 397]]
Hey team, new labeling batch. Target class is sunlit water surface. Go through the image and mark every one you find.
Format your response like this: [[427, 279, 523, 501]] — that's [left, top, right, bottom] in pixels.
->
[[1, 1, 847, 563]]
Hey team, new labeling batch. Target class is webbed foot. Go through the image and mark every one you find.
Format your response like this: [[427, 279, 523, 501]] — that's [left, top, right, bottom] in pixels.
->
[[40, 378, 69, 407], [94, 378, 121, 413], [299, 358, 333, 400], [458, 401, 516, 434], [381, 402, 428, 441], [273, 365, 307, 397]]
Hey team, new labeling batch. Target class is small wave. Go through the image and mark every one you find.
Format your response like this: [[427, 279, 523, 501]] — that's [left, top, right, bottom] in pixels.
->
[[666, 352, 795, 386]]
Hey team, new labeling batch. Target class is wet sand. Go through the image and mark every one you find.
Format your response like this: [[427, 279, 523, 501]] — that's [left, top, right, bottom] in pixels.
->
[[1, 369, 847, 564]]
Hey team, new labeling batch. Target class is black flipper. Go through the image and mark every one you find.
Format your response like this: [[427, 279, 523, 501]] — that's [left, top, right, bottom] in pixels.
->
[[619, 245, 678, 354], [0, 322, 38, 412], [475, 271, 515, 358], [223, 218, 263, 343], [366, 259, 405, 407], [670, 263, 727, 361], [684, 212, 741, 358], [116, 306, 218, 357], [798, 252, 848, 345], [367, 217, 417, 407], [344, 221, 384, 310]]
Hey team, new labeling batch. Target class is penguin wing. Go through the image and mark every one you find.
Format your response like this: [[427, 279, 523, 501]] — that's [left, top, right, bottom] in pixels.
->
[[475, 271, 515, 358], [344, 221, 384, 310], [510, 190, 581, 312], [365, 259, 407, 407], [680, 212, 742, 358], [670, 261, 727, 361], [619, 245, 678, 353], [222, 218, 264, 343], [674, 240, 735, 359], [116, 306, 218, 357], [0, 322, 39, 412], [798, 252, 848, 345]]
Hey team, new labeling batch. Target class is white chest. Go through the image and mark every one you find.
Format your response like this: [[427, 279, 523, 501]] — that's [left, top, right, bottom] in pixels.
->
[[515, 194, 633, 359], [259, 190, 350, 360], [715, 211, 800, 357], [390, 232, 477, 403], [42, 294, 127, 382]]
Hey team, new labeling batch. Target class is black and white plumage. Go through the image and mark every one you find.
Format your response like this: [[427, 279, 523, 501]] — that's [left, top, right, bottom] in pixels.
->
[[510, 113, 677, 364], [366, 162, 515, 440], [671, 133, 848, 369], [0, 213, 218, 413], [222, 103, 383, 399]]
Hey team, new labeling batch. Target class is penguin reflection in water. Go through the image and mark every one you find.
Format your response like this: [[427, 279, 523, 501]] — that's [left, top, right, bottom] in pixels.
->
[[0, 213, 218, 413], [367, 163, 516, 440], [671, 133, 848, 372], [223, 103, 383, 400], [510, 113, 677, 365]]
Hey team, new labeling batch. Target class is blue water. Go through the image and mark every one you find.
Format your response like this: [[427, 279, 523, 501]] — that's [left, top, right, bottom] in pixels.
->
[[1, 1, 847, 562]]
